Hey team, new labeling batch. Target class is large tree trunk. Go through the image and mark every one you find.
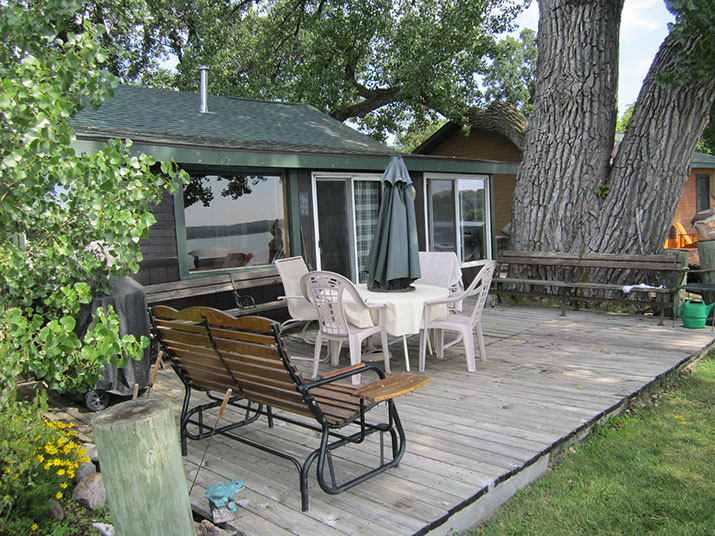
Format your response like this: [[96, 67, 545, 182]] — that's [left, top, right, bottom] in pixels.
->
[[512, 0, 715, 280], [511, 0, 624, 253], [594, 35, 715, 255]]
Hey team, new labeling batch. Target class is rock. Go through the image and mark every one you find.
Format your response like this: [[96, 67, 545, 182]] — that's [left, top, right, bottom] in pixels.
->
[[194, 519, 236, 536], [71, 472, 107, 510], [92, 523, 115, 536], [210, 506, 235, 524], [47, 499, 64, 521], [83, 443, 99, 464], [74, 461, 97, 484]]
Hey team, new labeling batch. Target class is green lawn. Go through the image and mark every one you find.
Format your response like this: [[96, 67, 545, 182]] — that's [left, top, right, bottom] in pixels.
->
[[467, 355, 715, 536]]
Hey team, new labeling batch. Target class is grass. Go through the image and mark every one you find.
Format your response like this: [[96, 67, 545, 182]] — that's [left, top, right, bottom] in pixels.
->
[[466, 355, 715, 536]]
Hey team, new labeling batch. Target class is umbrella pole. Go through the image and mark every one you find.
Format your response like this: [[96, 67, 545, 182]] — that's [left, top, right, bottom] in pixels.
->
[[402, 336, 410, 372]]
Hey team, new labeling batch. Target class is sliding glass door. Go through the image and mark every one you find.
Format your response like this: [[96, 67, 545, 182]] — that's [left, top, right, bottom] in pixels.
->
[[313, 175, 381, 282]]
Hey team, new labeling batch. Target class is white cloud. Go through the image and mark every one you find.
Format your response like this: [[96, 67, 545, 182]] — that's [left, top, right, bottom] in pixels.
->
[[620, 0, 671, 41]]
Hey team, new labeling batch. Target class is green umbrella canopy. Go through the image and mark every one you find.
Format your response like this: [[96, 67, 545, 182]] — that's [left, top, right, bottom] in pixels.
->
[[366, 156, 421, 291]]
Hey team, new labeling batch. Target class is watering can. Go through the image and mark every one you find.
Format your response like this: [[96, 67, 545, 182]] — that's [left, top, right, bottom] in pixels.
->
[[677, 298, 715, 329]]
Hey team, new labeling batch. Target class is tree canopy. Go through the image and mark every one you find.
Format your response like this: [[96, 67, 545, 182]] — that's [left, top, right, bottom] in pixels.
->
[[74, 0, 526, 141], [481, 28, 536, 117]]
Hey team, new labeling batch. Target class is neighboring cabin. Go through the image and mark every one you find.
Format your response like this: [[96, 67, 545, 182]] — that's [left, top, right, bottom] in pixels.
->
[[415, 107, 715, 252], [70, 83, 518, 304]]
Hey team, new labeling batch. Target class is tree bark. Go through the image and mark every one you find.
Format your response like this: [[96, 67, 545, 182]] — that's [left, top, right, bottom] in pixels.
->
[[594, 35, 715, 255], [511, 0, 715, 282], [512, 0, 624, 253]]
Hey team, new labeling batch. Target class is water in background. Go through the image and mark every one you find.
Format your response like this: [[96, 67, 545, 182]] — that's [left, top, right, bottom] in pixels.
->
[[187, 232, 272, 267]]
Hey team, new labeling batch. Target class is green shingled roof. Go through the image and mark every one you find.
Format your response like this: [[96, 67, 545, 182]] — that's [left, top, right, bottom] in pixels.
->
[[70, 85, 394, 156]]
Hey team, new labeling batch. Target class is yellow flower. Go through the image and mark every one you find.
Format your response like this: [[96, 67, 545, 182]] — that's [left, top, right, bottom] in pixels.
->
[[60, 482, 68, 489], [30, 524, 38, 531], [57, 469, 66, 476], [67, 471, 75, 479], [37, 454, 44, 463], [56, 492, 63, 500]]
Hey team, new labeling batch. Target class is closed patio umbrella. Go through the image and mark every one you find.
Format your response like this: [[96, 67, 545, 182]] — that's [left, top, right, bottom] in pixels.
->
[[366, 155, 421, 291]]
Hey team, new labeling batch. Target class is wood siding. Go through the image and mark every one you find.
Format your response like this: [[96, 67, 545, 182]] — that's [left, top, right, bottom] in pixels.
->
[[493, 173, 516, 236], [428, 129, 521, 163], [134, 191, 180, 285], [672, 167, 715, 235]]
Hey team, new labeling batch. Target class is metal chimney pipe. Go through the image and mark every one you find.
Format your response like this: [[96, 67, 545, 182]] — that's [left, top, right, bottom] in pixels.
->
[[199, 66, 209, 113]]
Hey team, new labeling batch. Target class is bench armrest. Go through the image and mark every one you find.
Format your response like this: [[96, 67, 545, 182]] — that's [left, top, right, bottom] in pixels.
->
[[353, 374, 430, 402], [304, 362, 383, 389]]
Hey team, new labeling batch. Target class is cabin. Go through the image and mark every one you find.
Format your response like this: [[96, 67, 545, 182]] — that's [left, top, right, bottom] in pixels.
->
[[416, 111, 715, 253], [412, 102, 526, 252], [669, 152, 715, 244], [70, 83, 518, 305]]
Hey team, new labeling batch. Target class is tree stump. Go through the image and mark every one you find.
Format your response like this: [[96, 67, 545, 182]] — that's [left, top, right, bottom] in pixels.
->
[[698, 240, 715, 304], [92, 398, 194, 536]]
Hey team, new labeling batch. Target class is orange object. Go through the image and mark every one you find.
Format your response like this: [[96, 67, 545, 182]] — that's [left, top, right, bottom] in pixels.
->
[[665, 221, 697, 249]]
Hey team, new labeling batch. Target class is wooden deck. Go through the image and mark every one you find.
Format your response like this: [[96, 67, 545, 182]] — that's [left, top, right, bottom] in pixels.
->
[[46, 303, 714, 535]]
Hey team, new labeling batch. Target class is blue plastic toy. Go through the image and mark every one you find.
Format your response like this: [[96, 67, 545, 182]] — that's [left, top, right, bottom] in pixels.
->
[[205, 479, 245, 511]]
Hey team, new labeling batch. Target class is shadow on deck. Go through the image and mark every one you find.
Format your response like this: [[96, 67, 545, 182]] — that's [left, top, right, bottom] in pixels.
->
[[45, 302, 715, 536]]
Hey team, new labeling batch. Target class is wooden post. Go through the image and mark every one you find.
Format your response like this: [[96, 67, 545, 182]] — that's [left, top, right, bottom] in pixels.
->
[[92, 398, 194, 536]]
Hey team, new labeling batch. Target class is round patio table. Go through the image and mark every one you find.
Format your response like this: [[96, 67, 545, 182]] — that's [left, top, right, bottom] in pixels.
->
[[343, 284, 449, 371]]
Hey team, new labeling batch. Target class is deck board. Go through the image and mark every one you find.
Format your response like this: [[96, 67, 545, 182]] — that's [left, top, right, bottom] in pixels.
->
[[42, 302, 714, 535]]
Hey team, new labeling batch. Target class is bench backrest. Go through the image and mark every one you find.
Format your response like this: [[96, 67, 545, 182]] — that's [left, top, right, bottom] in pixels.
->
[[150, 305, 317, 420], [498, 250, 682, 272], [144, 266, 281, 305]]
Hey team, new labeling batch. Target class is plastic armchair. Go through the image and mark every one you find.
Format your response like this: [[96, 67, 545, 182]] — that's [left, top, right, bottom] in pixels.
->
[[300, 271, 390, 385], [275, 256, 319, 342], [418, 261, 496, 372]]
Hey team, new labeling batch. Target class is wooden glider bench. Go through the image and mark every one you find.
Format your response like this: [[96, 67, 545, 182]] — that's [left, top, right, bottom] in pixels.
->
[[143, 266, 284, 317], [492, 250, 686, 325], [149, 305, 430, 511]]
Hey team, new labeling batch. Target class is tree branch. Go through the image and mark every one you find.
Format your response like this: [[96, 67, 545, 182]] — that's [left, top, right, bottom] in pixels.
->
[[331, 86, 401, 121]]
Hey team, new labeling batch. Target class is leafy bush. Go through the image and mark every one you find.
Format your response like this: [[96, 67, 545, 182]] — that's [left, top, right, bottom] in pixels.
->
[[0, 390, 94, 533], [0, 0, 188, 395]]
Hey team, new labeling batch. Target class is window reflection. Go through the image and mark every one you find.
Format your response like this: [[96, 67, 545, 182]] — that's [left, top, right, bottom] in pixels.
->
[[183, 174, 285, 272], [429, 180, 456, 253], [459, 180, 486, 262]]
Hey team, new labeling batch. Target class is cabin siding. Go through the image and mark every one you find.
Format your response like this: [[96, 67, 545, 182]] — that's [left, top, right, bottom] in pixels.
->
[[428, 129, 521, 163], [134, 191, 180, 285], [672, 168, 715, 236]]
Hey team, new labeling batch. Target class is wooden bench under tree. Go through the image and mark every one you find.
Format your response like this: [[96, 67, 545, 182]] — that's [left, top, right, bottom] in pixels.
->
[[492, 250, 687, 325], [143, 266, 285, 317], [149, 305, 430, 511]]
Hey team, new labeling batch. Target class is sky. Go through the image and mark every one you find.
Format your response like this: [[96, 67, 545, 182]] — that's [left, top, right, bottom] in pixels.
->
[[514, 0, 674, 115]]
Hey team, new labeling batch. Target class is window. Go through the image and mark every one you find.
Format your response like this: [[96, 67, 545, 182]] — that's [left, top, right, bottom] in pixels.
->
[[180, 173, 286, 274], [696, 174, 711, 213], [426, 175, 490, 264]]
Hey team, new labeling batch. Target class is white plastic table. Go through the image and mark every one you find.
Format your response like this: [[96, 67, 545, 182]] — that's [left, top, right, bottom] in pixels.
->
[[343, 284, 450, 371]]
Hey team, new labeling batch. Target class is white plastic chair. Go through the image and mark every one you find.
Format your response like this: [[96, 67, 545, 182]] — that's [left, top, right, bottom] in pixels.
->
[[418, 261, 496, 373], [275, 256, 319, 343], [300, 271, 390, 385]]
